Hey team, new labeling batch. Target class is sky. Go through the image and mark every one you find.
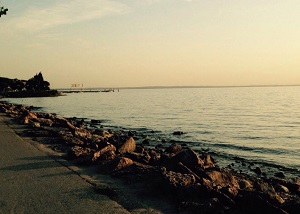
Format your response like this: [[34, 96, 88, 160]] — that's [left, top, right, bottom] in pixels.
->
[[1, 0, 300, 88]]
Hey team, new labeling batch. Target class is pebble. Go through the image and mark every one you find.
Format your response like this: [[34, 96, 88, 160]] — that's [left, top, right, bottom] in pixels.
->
[[253, 167, 262, 175], [274, 172, 285, 178]]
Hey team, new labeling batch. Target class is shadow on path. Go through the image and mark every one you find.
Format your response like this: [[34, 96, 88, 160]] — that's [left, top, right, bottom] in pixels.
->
[[0, 160, 60, 171]]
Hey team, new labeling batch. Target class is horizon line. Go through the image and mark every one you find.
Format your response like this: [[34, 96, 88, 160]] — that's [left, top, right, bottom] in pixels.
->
[[55, 84, 300, 90]]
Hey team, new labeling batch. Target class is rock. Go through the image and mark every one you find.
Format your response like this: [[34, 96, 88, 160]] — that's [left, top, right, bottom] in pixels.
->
[[28, 121, 41, 128], [128, 131, 135, 137], [274, 184, 289, 193], [92, 144, 116, 162], [35, 118, 53, 126], [94, 129, 112, 138], [254, 181, 285, 205], [98, 157, 134, 174], [253, 167, 262, 175], [287, 183, 300, 195], [23, 111, 38, 120], [110, 162, 162, 185], [60, 133, 85, 146], [149, 149, 161, 165], [73, 128, 92, 140], [22, 117, 30, 125], [155, 144, 163, 149], [173, 131, 185, 135], [89, 134, 102, 146], [68, 146, 93, 159], [274, 172, 285, 178], [20, 111, 38, 124], [163, 171, 196, 189], [101, 150, 116, 161], [142, 139, 150, 145], [203, 154, 215, 168], [206, 168, 240, 189], [239, 179, 253, 189], [117, 137, 136, 154], [91, 119, 101, 124], [170, 148, 203, 170], [254, 180, 275, 193], [111, 157, 134, 171], [43, 113, 55, 120], [134, 145, 144, 153], [221, 186, 239, 198], [126, 152, 151, 164], [75, 119, 85, 127], [54, 116, 76, 130], [165, 144, 182, 154]]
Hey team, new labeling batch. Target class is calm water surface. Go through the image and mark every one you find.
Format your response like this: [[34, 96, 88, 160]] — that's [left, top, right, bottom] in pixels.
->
[[5, 86, 300, 178]]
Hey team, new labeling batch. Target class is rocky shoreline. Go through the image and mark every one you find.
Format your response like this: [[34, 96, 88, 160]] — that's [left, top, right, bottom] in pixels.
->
[[0, 101, 299, 213]]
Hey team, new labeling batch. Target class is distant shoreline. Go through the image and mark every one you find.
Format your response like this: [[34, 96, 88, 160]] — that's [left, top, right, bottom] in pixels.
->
[[55, 84, 300, 91]]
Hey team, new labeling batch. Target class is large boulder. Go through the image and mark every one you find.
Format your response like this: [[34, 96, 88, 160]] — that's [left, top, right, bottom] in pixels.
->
[[205, 168, 240, 189], [164, 148, 204, 171], [92, 144, 116, 162], [108, 135, 136, 154], [110, 157, 134, 171], [165, 144, 183, 154]]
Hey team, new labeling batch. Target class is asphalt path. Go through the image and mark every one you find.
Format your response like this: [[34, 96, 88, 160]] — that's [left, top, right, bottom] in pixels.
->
[[0, 114, 130, 214]]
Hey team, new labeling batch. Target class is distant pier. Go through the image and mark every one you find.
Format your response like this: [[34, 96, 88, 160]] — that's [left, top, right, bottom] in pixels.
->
[[59, 84, 118, 93], [59, 89, 117, 93]]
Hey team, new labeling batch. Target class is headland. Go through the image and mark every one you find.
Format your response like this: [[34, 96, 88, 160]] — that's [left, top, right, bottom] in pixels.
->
[[0, 73, 61, 98]]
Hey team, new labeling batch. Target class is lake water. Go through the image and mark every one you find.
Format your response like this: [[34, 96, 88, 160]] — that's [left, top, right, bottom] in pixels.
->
[[5, 86, 300, 178]]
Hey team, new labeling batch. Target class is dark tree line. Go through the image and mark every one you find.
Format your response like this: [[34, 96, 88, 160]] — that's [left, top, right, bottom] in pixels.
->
[[0, 72, 50, 92]]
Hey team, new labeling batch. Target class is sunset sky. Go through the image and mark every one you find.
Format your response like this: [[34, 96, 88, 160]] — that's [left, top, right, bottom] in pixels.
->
[[1, 0, 300, 88]]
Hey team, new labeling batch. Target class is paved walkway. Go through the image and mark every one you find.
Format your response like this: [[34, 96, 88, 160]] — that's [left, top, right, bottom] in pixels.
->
[[0, 114, 129, 214]]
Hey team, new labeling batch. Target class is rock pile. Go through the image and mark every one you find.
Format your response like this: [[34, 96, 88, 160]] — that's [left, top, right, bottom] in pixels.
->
[[0, 101, 299, 213]]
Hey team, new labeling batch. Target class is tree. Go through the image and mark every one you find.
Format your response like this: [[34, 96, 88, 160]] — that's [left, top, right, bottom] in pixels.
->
[[25, 72, 50, 91], [0, 6, 8, 17]]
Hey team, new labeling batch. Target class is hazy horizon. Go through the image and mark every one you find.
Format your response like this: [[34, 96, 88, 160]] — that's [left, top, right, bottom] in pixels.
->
[[56, 84, 300, 91], [1, 0, 300, 88]]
